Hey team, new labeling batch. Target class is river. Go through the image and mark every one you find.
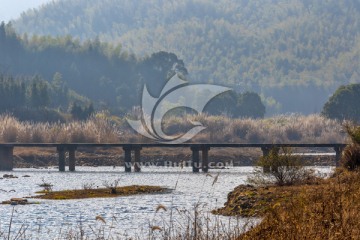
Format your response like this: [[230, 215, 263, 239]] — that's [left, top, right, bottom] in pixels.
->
[[0, 166, 334, 239]]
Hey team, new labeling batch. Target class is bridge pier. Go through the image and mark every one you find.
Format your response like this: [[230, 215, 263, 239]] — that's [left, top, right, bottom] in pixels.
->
[[123, 147, 132, 172], [261, 147, 280, 173], [202, 146, 210, 173], [261, 147, 271, 173], [334, 146, 344, 167], [0, 146, 14, 171], [68, 147, 77, 172], [57, 147, 66, 172], [191, 146, 200, 173], [134, 147, 142, 172]]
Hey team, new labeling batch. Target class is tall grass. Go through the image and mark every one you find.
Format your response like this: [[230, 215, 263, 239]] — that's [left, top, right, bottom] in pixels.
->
[[0, 114, 122, 143], [341, 124, 360, 170], [240, 169, 360, 239], [0, 113, 346, 143]]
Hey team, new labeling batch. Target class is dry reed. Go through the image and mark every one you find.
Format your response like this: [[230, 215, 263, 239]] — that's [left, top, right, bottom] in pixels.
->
[[0, 113, 346, 143]]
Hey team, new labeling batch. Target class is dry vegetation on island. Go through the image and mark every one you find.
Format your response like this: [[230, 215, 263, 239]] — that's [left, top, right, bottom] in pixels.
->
[[0, 113, 346, 144]]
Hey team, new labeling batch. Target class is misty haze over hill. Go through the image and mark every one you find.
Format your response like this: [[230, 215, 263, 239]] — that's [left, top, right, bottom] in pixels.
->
[[0, 0, 51, 22], [5, 0, 360, 115]]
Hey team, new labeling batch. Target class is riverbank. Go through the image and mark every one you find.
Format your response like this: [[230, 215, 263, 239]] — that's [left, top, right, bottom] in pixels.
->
[[212, 184, 301, 217], [13, 147, 336, 168], [214, 168, 360, 239]]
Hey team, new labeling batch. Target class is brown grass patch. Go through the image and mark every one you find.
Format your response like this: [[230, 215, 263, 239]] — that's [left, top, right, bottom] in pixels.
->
[[237, 169, 360, 239]]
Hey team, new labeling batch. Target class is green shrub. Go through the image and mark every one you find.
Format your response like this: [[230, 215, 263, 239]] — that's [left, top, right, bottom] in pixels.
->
[[341, 144, 360, 171], [322, 84, 360, 122], [345, 124, 360, 144], [341, 124, 360, 170], [250, 147, 315, 186], [237, 92, 266, 119]]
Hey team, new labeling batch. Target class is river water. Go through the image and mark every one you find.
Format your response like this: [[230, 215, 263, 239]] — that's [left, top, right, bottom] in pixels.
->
[[0, 166, 334, 239]]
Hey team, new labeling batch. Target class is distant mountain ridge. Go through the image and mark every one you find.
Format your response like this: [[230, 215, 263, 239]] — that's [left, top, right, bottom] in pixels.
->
[[8, 0, 360, 114]]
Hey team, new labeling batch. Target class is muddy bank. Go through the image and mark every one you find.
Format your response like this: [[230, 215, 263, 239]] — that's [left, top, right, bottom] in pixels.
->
[[212, 184, 296, 217]]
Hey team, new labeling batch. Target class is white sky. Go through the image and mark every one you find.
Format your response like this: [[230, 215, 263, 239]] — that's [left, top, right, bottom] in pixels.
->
[[0, 0, 53, 22]]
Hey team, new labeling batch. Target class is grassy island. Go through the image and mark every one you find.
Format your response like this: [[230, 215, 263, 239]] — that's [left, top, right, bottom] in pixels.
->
[[33, 185, 169, 200]]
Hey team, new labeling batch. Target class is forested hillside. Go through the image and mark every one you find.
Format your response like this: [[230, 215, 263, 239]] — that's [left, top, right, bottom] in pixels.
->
[[6, 0, 360, 114], [10, 0, 360, 112], [0, 22, 188, 115]]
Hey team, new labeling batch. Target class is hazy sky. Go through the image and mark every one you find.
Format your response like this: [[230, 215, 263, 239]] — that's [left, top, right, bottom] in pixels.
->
[[0, 0, 53, 22]]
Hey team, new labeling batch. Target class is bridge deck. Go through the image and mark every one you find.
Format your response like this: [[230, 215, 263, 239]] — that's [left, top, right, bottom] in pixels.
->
[[0, 143, 347, 172], [0, 143, 348, 148]]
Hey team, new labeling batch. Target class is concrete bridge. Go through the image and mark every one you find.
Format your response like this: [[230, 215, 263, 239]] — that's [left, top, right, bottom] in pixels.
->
[[0, 143, 347, 172]]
